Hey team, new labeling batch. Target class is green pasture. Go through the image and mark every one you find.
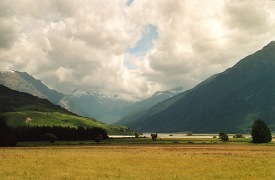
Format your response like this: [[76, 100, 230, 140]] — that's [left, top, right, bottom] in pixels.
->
[[3, 111, 131, 135]]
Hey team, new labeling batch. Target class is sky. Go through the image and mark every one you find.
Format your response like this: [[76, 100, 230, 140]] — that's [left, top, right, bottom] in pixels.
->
[[0, 0, 275, 100]]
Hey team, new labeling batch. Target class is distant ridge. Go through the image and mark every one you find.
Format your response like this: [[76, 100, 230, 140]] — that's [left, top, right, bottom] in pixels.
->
[[115, 87, 185, 125]]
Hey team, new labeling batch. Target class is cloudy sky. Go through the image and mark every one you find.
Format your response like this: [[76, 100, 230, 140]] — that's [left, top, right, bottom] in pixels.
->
[[0, 0, 275, 100]]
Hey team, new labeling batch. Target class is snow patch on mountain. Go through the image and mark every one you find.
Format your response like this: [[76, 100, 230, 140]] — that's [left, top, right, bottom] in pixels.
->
[[152, 87, 185, 97]]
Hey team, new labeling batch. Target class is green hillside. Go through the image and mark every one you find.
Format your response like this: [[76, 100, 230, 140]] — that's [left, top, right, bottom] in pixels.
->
[[0, 85, 132, 135]]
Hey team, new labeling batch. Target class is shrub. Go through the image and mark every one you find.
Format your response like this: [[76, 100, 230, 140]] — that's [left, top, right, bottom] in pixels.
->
[[219, 132, 229, 142], [233, 133, 244, 138], [186, 132, 192, 136], [251, 119, 272, 143], [135, 132, 140, 138], [151, 133, 158, 141], [45, 133, 57, 143], [94, 135, 103, 144]]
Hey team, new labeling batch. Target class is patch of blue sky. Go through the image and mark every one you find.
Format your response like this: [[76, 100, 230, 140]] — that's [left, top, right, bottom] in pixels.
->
[[124, 24, 158, 70], [127, 24, 158, 57], [126, 0, 134, 6], [123, 59, 137, 70]]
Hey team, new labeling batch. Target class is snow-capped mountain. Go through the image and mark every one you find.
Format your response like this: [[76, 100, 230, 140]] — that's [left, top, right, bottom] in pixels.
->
[[152, 87, 185, 98], [59, 89, 135, 124]]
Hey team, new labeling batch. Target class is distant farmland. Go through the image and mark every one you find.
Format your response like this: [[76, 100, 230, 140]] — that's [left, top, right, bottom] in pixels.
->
[[0, 144, 274, 179]]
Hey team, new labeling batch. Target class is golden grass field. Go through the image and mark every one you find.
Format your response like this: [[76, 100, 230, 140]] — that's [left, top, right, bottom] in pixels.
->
[[0, 143, 274, 180]]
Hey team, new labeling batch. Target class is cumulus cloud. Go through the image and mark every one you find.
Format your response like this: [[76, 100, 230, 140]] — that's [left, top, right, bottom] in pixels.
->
[[0, 0, 275, 100]]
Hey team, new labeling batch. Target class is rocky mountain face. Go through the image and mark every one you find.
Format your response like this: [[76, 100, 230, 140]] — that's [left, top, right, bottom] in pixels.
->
[[119, 41, 275, 133]]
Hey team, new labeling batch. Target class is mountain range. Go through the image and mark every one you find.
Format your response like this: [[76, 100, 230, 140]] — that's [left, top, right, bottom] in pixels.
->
[[0, 71, 184, 124], [0, 71, 135, 123], [2, 41, 274, 133], [117, 41, 275, 133]]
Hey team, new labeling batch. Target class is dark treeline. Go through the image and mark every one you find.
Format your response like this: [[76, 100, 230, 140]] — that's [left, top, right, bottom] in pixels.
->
[[0, 116, 17, 146], [14, 126, 108, 141], [1, 116, 108, 146]]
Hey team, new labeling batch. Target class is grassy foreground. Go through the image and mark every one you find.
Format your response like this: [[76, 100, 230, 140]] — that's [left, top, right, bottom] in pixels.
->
[[1, 143, 274, 179]]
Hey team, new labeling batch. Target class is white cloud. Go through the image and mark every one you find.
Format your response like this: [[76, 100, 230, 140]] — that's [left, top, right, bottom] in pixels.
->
[[0, 0, 275, 100]]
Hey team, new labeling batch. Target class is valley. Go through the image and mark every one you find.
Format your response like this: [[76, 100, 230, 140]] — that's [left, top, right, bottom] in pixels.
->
[[1, 1, 275, 180], [1, 42, 275, 135]]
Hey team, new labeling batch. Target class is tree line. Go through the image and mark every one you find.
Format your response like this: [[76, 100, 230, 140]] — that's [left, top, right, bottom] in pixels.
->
[[0, 116, 108, 146], [14, 125, 108, 141]]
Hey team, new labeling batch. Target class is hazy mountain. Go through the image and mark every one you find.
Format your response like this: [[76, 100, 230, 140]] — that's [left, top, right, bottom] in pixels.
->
[[115, 87, 185, 125], [0, 70, 64, 104], [59, 89, 136, 124], [120, 41, 275, 133], [0, 85, 131, 134]]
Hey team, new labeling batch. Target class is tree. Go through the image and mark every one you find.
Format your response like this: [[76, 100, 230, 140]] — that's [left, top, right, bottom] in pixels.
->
[[45, 133, 57, 143], [135, 132, 140, 138], [219, 132, 229, 142], [93, 134, 103, 144], [251, 119, 272, 143], [151, 133, 158, 141]]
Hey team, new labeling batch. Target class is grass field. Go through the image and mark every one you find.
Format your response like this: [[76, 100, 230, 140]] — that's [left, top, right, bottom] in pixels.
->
[[1, 141, 274, 179], [3, 111, 131, 135]]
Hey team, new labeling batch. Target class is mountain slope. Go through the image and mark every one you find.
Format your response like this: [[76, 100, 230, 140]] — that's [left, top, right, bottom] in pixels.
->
[[0, 85, 132, 134], [121, 41, 275, 133], [59, 89, 135, 124], [115, 87, 185, 125], [0, 71, 64, 104]]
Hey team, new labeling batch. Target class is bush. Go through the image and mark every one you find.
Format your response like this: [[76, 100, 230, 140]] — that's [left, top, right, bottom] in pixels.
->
[[186, 132, 192, 136], [151, 133, 158, 141], [251, 119, 272, 143], [94, 135, 103, 144], [135, 132, 140, 138], [219, 132, 229, 142], [233, 133, 244, 138], [45, 133, 57, 143]]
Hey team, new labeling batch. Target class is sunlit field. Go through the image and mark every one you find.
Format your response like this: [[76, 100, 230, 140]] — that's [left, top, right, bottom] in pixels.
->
[[1, 142, 274, 179]]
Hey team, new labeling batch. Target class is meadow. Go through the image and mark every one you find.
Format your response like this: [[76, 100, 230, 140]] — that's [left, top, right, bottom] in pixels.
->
[[4, 111, 131, 135], [1, 139, 275, 179]]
